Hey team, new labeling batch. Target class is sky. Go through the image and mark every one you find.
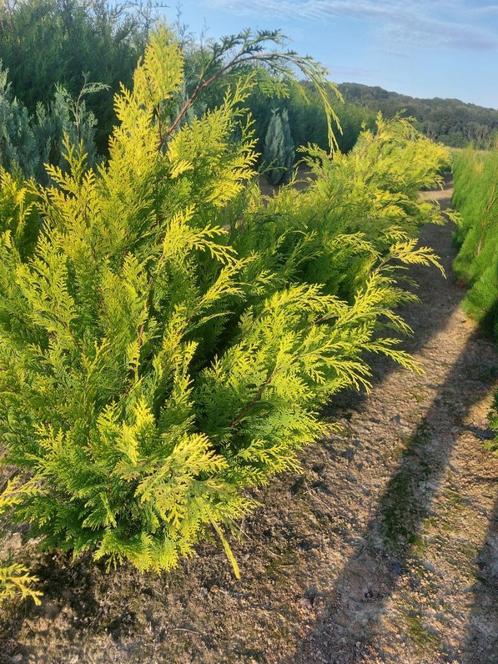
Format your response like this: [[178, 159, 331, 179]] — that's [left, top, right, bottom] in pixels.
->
[[163, 1, 498, 109]]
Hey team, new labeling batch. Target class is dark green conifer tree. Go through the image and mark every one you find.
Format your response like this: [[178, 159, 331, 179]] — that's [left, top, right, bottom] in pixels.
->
[[263, 107, 295, 185]]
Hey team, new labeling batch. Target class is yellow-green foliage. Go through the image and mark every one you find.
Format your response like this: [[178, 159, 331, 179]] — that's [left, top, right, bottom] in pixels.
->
[[0, 562, 42, 605], [453, 146, 498, 332], [0, 28, 448, 575], [452, 146, 498, 450], [231, 115, 448, 304], [0, 168, 39, 258]]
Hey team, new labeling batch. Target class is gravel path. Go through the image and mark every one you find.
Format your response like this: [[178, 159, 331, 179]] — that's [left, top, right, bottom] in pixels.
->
[[1, 189, 498, 664]]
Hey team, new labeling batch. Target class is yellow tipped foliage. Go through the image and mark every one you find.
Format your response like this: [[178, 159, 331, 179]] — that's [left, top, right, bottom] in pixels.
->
[[0, 562, 42, 606], [0, 28, 449, 577]]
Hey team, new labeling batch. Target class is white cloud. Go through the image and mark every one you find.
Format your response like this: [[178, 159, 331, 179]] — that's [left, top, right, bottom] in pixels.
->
[[204, 0, 498, 50]]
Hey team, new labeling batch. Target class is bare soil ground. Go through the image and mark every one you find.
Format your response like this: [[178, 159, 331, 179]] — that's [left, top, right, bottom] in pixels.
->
[[1, 188, 497, 664]]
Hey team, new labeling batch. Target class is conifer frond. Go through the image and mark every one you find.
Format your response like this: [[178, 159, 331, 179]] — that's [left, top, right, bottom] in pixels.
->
[[133, 26, 184, 110], [0, 562, 42, 606], [210, 518, 241, 580]]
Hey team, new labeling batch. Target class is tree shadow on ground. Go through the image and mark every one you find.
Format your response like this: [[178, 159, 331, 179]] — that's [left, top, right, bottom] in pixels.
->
[[291, 328, 498, 663], [290, 196, 497, 662], [462, 492, 498, 664]]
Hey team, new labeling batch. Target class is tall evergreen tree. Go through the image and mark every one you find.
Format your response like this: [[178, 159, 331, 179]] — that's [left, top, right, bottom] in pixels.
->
[[0, 0, 147, 152], [263, 107, 295, 185]]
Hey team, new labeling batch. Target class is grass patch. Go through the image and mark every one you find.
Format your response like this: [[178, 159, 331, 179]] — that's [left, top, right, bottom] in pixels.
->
[[380, 420, 434, 551], [404, 612, 441, 654]]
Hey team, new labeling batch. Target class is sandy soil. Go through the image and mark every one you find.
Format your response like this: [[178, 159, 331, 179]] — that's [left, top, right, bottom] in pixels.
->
[[1, 188, 497, 664]]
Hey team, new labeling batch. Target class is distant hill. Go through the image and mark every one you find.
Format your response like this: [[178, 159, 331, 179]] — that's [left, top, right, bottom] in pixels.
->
[[338, 82, 498, 149]]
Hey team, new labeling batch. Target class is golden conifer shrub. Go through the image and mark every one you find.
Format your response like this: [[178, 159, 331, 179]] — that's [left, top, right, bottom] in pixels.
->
[[0, 27, 448, 576]]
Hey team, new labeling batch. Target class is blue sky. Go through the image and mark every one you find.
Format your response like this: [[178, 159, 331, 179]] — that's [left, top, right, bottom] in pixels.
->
[[164, 1, 498, 108]]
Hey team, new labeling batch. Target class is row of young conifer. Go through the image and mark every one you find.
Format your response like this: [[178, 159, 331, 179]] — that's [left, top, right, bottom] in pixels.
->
[[0, 27, 449, 603], [452, 146, 498, 450]]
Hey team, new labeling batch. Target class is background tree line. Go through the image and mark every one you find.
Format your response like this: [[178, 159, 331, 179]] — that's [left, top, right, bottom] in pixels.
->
[[339, 82, 498, 150]]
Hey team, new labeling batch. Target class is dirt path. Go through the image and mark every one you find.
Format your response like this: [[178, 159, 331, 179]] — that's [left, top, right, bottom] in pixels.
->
[[1, 189, 498, 664]]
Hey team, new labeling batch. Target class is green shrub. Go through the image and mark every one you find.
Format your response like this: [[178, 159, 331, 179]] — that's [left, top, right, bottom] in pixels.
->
[[285, 82, 377, 153], [453, 147, 498, 334], [0, 64, 99, 181], [0, 28, 448, 576], [0, 0, 146, 152], [233, 115, 447, 304], [452, 146, 498, 450], [241, 79, 376, 158]]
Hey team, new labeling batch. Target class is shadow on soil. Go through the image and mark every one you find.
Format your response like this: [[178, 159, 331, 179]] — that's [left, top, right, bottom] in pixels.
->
[[291, 205, 498, 662], [292, 328, 497, 663], [462, 492, 498, 664], [0, 551, 101, 661]]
